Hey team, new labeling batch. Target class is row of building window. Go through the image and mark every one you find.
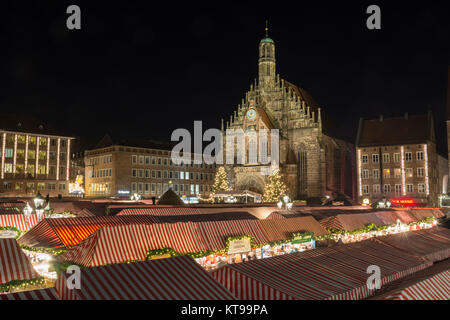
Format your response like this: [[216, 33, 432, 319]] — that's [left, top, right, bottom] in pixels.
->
[[131, 183, 212, 195], [362, 184, 426, 194], [87, 155, 112, 166], [2, 182, 66, 191], [0, 149, 66, 160], [131, 169, 213, 181], [90, 168, 112, 178], [0, 135, 68, 147], [361, 168, 425, 179], [361, 151, 424, 164], [3, 164, 66, 176], [131, 155, 215, 169]]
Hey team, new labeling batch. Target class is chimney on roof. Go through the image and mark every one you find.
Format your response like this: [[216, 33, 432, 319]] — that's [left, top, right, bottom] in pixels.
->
[[404, 112, 408, 120], [379, 115, 383, 122]]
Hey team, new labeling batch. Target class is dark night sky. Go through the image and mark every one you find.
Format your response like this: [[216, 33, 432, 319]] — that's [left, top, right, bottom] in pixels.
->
[[0, 1, 449, 153]]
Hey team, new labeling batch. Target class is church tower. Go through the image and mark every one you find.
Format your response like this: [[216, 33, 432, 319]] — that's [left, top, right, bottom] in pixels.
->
[[258, 22, 276, 88]]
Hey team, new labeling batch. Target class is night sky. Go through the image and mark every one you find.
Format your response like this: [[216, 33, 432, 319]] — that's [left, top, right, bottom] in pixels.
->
[[0, 1, 449, 153]]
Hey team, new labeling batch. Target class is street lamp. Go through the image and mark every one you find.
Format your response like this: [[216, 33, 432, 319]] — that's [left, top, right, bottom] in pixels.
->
[[35, 203, 44, 221], [23, 202, 33, 227], [33, 191, 45, 208], [44, 201, 53, 215]]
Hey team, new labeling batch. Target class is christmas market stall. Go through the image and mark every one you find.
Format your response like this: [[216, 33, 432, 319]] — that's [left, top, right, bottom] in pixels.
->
[[259, 216, 329, 257], [55, 256, 235, 300], [382, 269, 450, 300], [373, 227, 450, 263], [117, 207, 202, 216], [59, 222, 208, 267], [193, 219, 269, 270], [0, 287, 59, 300], [0, 238, 44, 294], [212, 239, 432, 300]]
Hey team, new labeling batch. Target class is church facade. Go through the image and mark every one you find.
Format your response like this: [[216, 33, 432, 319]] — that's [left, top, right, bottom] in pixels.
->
[[222, 33, 356, 201]]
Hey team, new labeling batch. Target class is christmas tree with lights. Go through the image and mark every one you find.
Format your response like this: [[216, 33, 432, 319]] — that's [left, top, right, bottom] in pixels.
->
[[263, 169, 288, 202], [213, 166, 230, 192]]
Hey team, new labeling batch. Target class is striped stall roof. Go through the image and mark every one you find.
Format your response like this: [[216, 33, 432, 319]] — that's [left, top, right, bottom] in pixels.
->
[[212, 239, 431, 300], [58, 222, 209, 267], [383, 270, 450, 300], [197, 220, 269, 251], [18, 216, 157, 250], [318, 216, 345, 230], [56, 256, 236, 300], [117, 207, 202, 216], [260, 216, 329, 242], [373, 227, 450, 262], [0, 214, 41, 231], [0, 287, 59, 300], [0, 238, 40, 286]]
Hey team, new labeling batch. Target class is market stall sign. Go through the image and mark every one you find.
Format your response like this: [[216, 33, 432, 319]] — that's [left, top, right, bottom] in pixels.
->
[[291, 232, 314, 244], [0, 230, 18, 238], [228, 238, 251, 254], [149, 253, 172, 260]]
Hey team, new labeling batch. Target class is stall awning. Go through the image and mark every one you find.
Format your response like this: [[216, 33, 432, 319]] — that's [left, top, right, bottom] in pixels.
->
[[383, 270, 450, 300], [0, 238, 40, 286], [56, 256, 235, 300], [0, 287, 59, 300], [0, 214, 41, 231], [212, 239, 431, 300], [18, 216, 157, 250], [260, 216, 329, 242], [117, 207, 202, 216], [373, 227, 450, 263], [197, 219, 269, 251]]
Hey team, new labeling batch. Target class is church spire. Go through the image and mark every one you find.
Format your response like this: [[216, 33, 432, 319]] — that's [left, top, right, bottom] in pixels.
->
[[258, 21, 276, 88]]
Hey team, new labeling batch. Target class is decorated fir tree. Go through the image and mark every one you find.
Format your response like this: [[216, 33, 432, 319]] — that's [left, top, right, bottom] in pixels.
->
[[263, 169, 288, 202], [213, 166, 230, 192]]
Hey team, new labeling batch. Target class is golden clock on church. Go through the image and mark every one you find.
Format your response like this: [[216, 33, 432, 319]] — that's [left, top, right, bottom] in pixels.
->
[[246, 108, 256, 121]]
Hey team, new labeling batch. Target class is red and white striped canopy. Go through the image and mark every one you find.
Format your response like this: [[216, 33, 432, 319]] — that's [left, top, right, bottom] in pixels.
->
[[260, 216, 329, 242], [0, 214, 41, 231], [373, 227, 450, 263], [56, 256, 235, 300], [0, 287, 59, 300], [212, 239, 431, 300], [0, 238, 40, 287], [17, 216, 157, 250], [383, 270, 450, 300], [117, 207, 202, 216], [198, 219, 269, 251], [59, 222, 209, 267]]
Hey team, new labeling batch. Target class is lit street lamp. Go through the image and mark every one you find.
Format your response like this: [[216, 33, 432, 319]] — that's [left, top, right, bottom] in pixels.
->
[[33, 191, 45, 208], [23, 202, 33, 227], [35, 203, 44, 221]]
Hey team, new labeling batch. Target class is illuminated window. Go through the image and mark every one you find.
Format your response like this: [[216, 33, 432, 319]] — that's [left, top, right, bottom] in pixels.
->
[[5, 148, 13, 158], [406, 168, 413, 178], [383, 169, 390, 178], [38, 165, 45, 175], [383, 153, 390, 163], [16, 149, 24, 159], [394, 168, 401, 178], [393, 153, 400, 162], [39, 151, 46, 160], [38, 183, 45, 190], [16, 164, 24, 174], [29, 137, 36, 145], [28, 150, 35, 159], [418, 184, 425, 193], [4, 163, 12, 173], [15, 183, 23, 190], [17, 135, 25, 144], [362, 170, 369, 179], [417, 168, 424, 177]]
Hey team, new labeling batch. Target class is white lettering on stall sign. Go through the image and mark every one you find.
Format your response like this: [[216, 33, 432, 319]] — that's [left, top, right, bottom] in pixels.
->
[[366, 265, 381, 290], [228, 238, 251, 255], [0, 230, 18, 238]]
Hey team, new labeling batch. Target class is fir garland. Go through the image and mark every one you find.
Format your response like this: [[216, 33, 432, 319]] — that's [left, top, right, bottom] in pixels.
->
[[20, 245, 67, 256], [0, 277, 45, 293]]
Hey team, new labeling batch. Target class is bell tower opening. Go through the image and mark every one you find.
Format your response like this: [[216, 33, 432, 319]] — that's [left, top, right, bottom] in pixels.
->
[[258, 21, 276, 88]]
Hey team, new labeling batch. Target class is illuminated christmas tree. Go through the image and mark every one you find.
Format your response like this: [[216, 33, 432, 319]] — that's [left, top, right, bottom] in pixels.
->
[[263, 169, 288, 202], [213, 166, 230, 192]]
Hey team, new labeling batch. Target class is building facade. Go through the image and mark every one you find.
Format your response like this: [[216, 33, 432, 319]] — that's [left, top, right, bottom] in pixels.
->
[[84, 140, 216, 199], [0, 118, 74, 197], [356, 113, 441, 206], [223, 32, 355, 200]]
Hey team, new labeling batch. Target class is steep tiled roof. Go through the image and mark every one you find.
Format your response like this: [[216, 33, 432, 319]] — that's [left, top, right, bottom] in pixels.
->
[[356, 113, 434, 147]]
